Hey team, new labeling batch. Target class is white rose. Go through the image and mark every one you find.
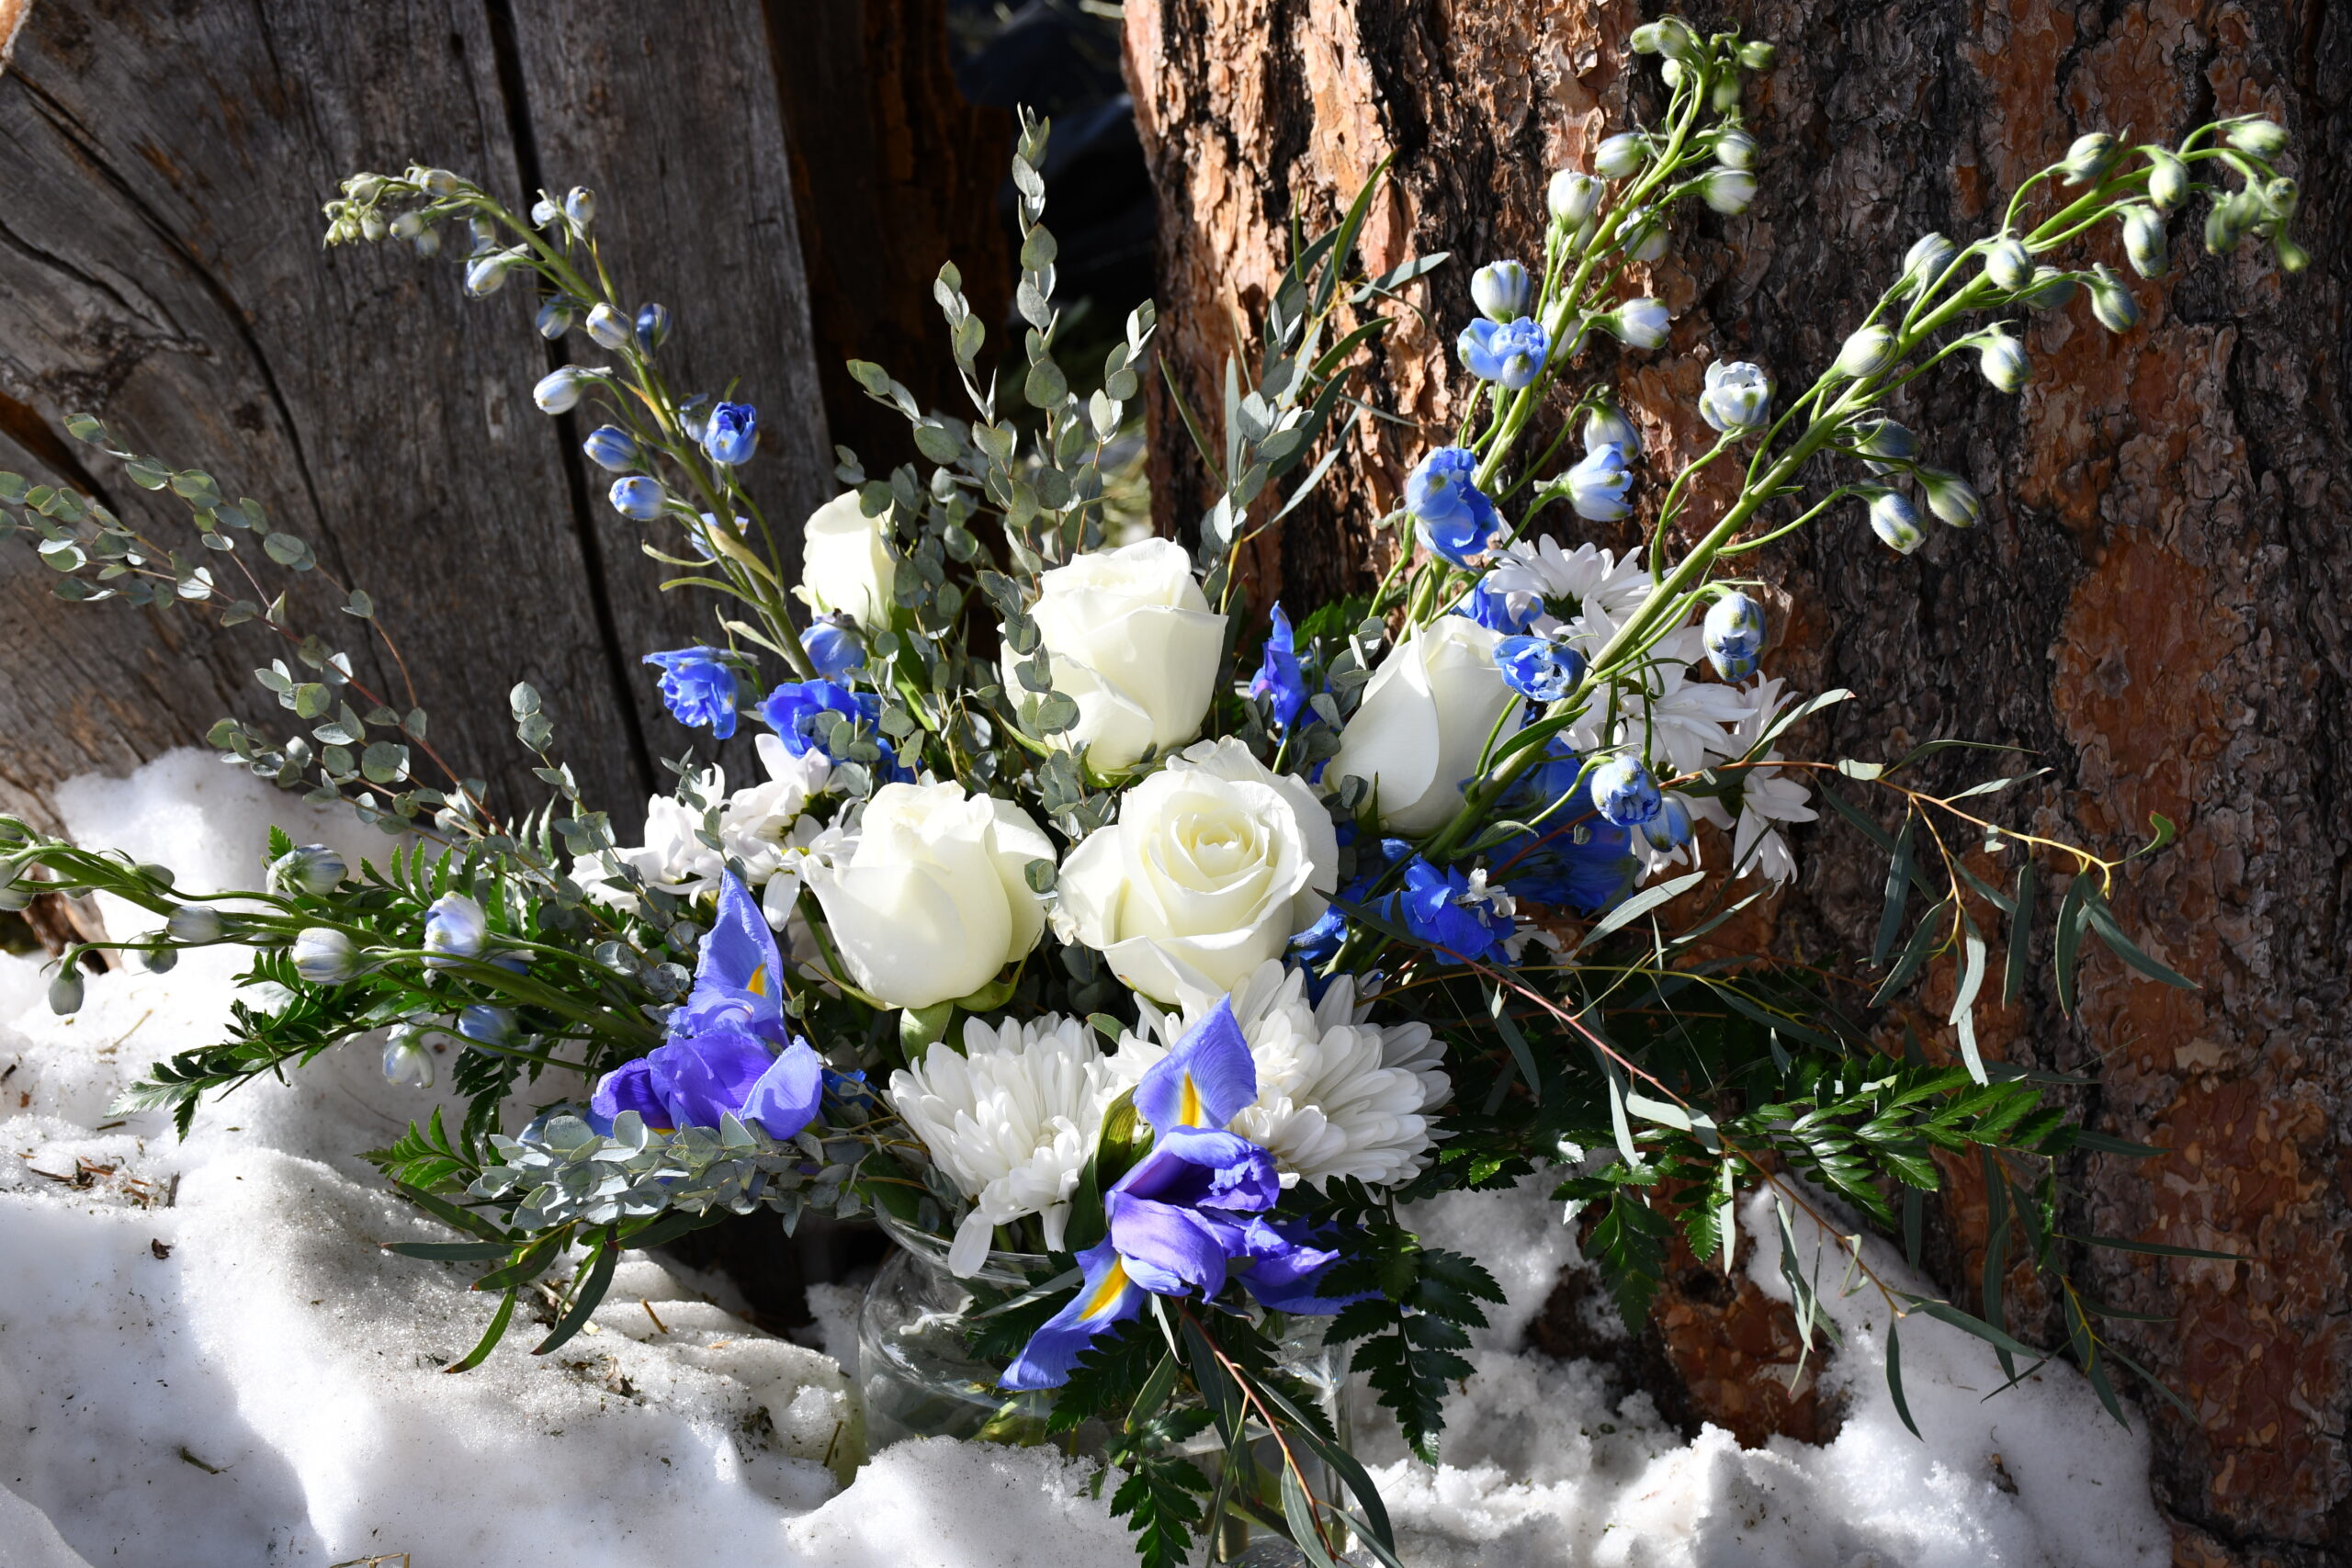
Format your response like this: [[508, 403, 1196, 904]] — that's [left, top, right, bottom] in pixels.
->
[[800, 781, 1052, 1010], [797, 491, 897, 627], [1329, 615, 1521, 835], [1012, 536, 1227, 773], [1055, 738, 1338, 1003]]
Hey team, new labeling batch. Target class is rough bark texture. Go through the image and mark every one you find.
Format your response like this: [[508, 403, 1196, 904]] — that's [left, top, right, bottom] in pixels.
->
[[1125, 3, 2349, 1562], [0, 0, 985, 841]]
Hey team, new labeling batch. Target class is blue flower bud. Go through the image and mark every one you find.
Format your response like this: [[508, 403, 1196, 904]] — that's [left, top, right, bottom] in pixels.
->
[[800, 615, 866, 680], [2204, 189, 2261, 254], [1901, 232, 1957, 292], [610, 476, 668, 521], [423, 892, 488, 971], [536, 297, 577, 340], [2144, 152, 2189, 213], [2061, 132, 2118, 185], [2018, 265, 2076, 311], [701, 400, 760, 466], [270, 844, 346, 897], [2224, 118, 2287, 158], [1865, 488, 1925, 554], [143, 943, 179, 976], [1918, 468, 1983, 527], [383, 1025, 435, 1089], [1624, 212, 1669, 262], [635, 303, 672, 354], [1698, 360, 1772, 434], [585, 302, 633, 352], [1494, 635, 1589, 702], [582, 425, 639, 472], [1700, 168, 1757, 214], [530, 197, 561, 228], [1703, 592, 1767, 675], [1458, 317, 1551, 388], [677, 394, 714, 443], [1583, 398, 1643, 462], [1471, 261, 1534, 322], [2121, 206, 2168, 278], [291, 926, 356, 985], [458, 1005, 517, 1048], [1548, 170, 1603, 224], [1715, 129, 1758, 170], [564, 186, 596, 230], [1985, 236, 2035, 292], [2260, 176, 2299, 225], [643, 647, 740, 738], [1590, 756, 1662, 828], [49, 965, 84, 1015], [166, 904, 223, 944], [1595, 133, 1647, 179], [2087, 264, 2141, 333], [1976, 328, 2030, 393], [1564, 440, 1634, 522], [1832, 324, 1898, 378], [421, 168, 464, 197], [468, 216, 499, 253], [409, 224, 441, 259], [1407, 446, 1499, 565], [463, 254, 514, 297], [1642, 794, 1694, 851], [1850, 416, 1918, 469], [1610, 298, 1670, 350], [532, 367, 586, 415]]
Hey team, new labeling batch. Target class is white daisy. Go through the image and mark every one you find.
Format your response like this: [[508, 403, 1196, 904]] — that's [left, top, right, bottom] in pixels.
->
[[1720, 677, 1818, 884], [1113, 960, 1448, 1189]]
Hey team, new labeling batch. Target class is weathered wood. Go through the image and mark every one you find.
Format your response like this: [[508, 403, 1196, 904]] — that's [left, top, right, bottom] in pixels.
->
[[1126, 2, 2349, 1561]]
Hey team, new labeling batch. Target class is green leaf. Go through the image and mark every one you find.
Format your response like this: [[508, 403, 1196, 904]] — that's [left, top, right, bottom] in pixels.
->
[[2053, 872, 2093, 1014], [1885, 1314, 1922, 1438], [1872, 898, 1953, 1005], [444, 1287, 518, 1373], [1484, 982, 1542, 1108], [1873, 818, 1916, 967], [2002, 858, 2035, 1008], [1949, 917, 1989, 1083], [2081, 890, 2197, 990], [1578, 869, 1705, 950], [2063, 1233, 2245, 1261], [535, 1235, 620, 1354]]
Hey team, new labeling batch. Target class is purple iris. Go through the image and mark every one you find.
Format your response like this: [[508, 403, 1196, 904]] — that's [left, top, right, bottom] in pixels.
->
[[1248, 604, 1311, 731], [1000, 998, 1359, 1391], [589, 874, 822, 1140], [643, 647, 739, 739]]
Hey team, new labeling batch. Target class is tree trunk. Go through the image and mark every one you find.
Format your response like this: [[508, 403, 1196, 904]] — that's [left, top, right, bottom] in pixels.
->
[[1125, 3, 2349, 1562], [0, 1, 1009, 846]]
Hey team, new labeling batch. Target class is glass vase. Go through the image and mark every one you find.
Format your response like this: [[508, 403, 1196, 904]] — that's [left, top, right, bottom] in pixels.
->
[[858, 1213, 1354, 1564]]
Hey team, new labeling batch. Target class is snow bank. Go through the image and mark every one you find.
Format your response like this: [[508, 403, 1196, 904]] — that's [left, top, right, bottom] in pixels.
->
[[0, 751, 2165, 1566]]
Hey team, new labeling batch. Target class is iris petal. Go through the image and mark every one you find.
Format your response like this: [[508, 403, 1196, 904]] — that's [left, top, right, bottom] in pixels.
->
[[1000, 1242, 1144, 1391], [1133, 996, 1257, 1133]]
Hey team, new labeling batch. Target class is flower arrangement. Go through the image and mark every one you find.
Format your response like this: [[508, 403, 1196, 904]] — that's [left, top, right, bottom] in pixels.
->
[[0, 17, 2303, 1566]]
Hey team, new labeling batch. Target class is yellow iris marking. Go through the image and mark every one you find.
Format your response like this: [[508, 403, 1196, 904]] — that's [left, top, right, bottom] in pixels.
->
[[1080, 1258, 1132, 1319], [1177, 1074, 1204, 1128], [748, 963, 768, 997]]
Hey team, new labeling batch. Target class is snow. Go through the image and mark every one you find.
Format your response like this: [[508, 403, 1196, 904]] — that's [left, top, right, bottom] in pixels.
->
[[0, 751, 2166, 1566]]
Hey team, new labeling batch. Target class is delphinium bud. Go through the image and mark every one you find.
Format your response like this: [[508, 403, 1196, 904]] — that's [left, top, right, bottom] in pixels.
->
[[532, 367, 586, 414], [464, 254, 514, 298], [1631, 17, 1702, 60], [1595, 132, 1647, 179], [2121, 206, 2169, 278], [422, 892, 488, 971], [2259, 176, 2299, 226], [1739, 40, 1778, 71], [610, 476, 668, 521], [634, 303, 672, 354], [582, 425, 639, 472], [2061, 132, 2119, 185], [1702, 592, 1766, 682], [1564, 442, 1634, 521], [1611, 298, 1670, 350], [1711, 74, 1743, 114], [1832, 324, 1898, 378], [2144, 149, 2190, 212], [1918, 468, 1984, 526], [701, 401, 762, 466], [459, 1005, 517, 1048], [1900, 232, 1957, 294], [1976, 327, 2030, 393], [2276, 236, 2311, 274], [1864, 487, 1925, 554], [143, 943, 178, 976], [536, 297, 577, 340], [2205, 188, 2262, 254], [1625, 211, 1668, 261], [802, 615, 866, 680], [270, 844, 347, 897], [1715, 128, 1758, 169], [585, 303, 634, 352], [2018, 265, 2077, 311], [564, 186, 596, 230], [1494, 635, 1589, 702], [2225, 118, 2288, 158], [1548, 171, 1603, 225], [422, 168, 464, 197], [0, 862, 28, 914], [2086, 264, 2141, 333], [382, 1024, 436, 1089], [530, 196, 560, 228], [1643, 795, 1695, 851], [1583, 396, 1643, 462], [1985, 236, 2035, 292], [1699, 169, 1757, 214], [49, 965, 84, 1016], [1697, 360, 1772, 434], [346, 174, 386, 204], [1471, 260, 1534, 322], [291, 927, 356, 986], [1589, 756, 1662, 829], [166, 904, 223, 943], [1851, 416, 1918, 470]]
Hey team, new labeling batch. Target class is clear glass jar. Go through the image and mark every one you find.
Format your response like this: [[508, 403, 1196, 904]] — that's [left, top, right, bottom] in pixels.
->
[[858, 1213, 1352, 1564]]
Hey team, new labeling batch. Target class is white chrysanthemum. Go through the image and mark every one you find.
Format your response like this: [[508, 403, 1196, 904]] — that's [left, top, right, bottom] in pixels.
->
[[1488, 537, 1654, 626], [578, 740, 831, 924], [1112, 961, 1448, 1189], [888, 1013, 1118, 1277]]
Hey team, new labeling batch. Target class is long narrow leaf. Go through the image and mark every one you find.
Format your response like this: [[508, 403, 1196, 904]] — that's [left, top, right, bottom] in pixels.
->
[[2081, 891, 2198, 990], [2053, 872, 2092, 1014], [445, 1287, 517, 1373], [535, 1233, 620, 1355], [1579, 870, 1706, 950], [1885, 1315, 1922, 1438], [1950, 917, 1989, 1083], [2002, 857, 2035, 1008], [2064, 1234, 2246, 1261], [1485, 982, 1543, 1108], [1873, 818, 1917, 967]]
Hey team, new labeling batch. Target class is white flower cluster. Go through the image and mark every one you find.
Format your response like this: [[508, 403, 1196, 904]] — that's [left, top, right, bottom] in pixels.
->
[[582, 732, 831, 925]]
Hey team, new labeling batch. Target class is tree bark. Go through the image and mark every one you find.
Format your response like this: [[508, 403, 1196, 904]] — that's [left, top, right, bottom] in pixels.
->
[[1125, 3, 2349, 1562]]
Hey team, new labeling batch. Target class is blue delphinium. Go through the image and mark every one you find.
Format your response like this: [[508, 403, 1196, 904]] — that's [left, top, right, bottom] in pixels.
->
[[1458, 317, 1552, 389], [702, 400, 759, 466], [1590, 755, 1662, 828], [590, 875, 824, 1140], [1564, 440, 1634, 521], [1407, 446, 1498, 566], [1494, 635, 1588, 702], [799, 615, 866, 680], [1490, 740, 1637, 913], [1001, 1001, 1355, 1390], [643, 647, 740, 739], [582, 424, 639, 472], [1697, 361, 1772, 434], [759, 679, 887, 763], [611, 475, 667, 521], [1383, 853, 1518, 965], [1455, 575, 1537, 635], [1470, 260, 1534, 321], [421, 891, 488, 971], [1702, 592, 1766, 682], [1249, 604, 1311, 730], [634, 302, 672, 354]]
